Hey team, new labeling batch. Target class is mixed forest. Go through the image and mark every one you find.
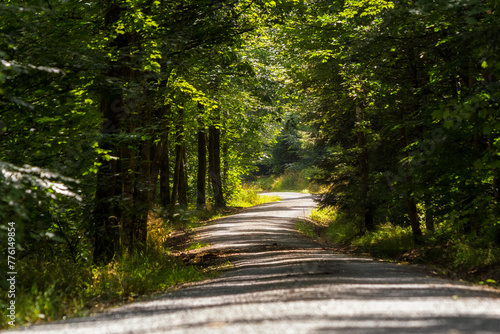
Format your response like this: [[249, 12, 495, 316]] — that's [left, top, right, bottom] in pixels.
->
[[1, 0, 500, 327]]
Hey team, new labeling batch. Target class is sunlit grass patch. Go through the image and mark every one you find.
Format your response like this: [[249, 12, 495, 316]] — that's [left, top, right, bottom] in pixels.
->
[[309, 206, 338, 225], [184, 242, 209, 251], [252, 169, 323, 194], [353, 223, 414, 259], [296, 220, 316, 238], [89, 248, 203, 299], [0, 218, 210, 329], [228, 184, 281, 207]]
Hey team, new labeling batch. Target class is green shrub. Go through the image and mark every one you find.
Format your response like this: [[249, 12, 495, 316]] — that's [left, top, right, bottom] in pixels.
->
[[452, 242, 500, 271], [353, 223, 414, 259], [228, 184, 281, 207], [251, 169, 321, 193], [309, 207, 360, 245], [309, 207, 338, 225], [296, 220, 316, 238], [254, 176, 275, 191], [0, 213, 212, 329], [324, 221, 360, 245]]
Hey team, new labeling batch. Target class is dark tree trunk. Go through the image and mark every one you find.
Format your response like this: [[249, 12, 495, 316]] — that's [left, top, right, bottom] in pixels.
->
[[356, 106, 374, 232], [209, 124, 225, 208], [197, 103, 207, 210], [178, 146, 188, 208], [132, 107, 154, 246], [400, 126, 422, 241], [406, 191, 422, 239], [405, 45, 423, 241], [159, 131, 171, 208], [92, 2, 145, 264], [425, 200, 435, 233], [93, 2, 133, 262], [133, 141, 151, 246], [149, 107, 169, 201], [197, 129, 207, 210], [171, 109, 185, 207], [171, 142, 182, 206], [93, 95, 121, 263]]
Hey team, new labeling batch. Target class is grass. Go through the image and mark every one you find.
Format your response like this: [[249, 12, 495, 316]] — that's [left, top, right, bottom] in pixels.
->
[[295, 220, 317, 239], [0, 225, 207, 328], [228, 184, 281, 207], [252, 169, 323, 194], [184, 242, 209, 251], [304, 206, 500, 287], [0, 192, 282, 329]]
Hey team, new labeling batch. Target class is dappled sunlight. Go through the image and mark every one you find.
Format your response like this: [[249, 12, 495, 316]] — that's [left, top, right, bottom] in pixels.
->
[[23, 193, 500, 334]]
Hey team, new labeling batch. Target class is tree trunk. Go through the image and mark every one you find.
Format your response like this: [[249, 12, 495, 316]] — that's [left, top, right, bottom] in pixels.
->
[[92, 109, 120, 263], [132, 105, 154, 246], [425, 200, 434, 232], [209, 124, 225, 208], [406, 190, 422, 239], [159, 131, 170, 208], [197, 128, 207, 210], [92, 2, 140, 263], [356, 106, 374, 232], [178, 146, 188, 208], [171, 109, 185, 207], [400, 126, 422, 241], [171, 142, 182, 206], [149, 107, 169, 202], [405, 45, 423, 241], [133, 139, 151, 246]]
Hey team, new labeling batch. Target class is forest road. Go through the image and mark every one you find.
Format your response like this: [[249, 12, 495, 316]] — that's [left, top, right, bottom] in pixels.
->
[[14, 192, 500, 333]]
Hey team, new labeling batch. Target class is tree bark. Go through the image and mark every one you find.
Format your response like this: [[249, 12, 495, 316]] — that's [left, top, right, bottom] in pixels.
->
[[93, 94, 121, 263], [92, 1, 132, 263], [171, 108, 187, 208], [197, 128, 207, 210], [159, 131, 171, 208], [356, 106, 374, 232], [400, 125, 422, 241], [209, 124, 225, 208], [149, 106, 169, 201], [171, 142, 182, 206], [425, 200, 434, 232], [133, 137, 152, 246], [178, 146, 188, 208]]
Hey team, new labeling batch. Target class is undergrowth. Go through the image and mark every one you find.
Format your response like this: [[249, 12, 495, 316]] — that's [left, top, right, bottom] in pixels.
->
[[0, 192, 281, 329], [252, 169, 322, 193], [228, 184, 281, 207], [0, 219, 206, 328], [306, 206, 500, 286]]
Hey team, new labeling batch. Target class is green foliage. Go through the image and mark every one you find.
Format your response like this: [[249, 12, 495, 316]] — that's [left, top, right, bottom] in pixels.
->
[[275, 0, 500, 254], [0, 217, 206, 329], [228, 184, 281, 207], [295, 220, 317, 239], [309, 207, 338, 225], [89, 250, 203, 299], [452, 242, 500, 272], [252, 169, 321, 193], [316, 208, 361, 245], [352, 223, 415, 259], [309, 206, 500, 282], [2, 0, 500, 327], [184, 242, 209, 251]]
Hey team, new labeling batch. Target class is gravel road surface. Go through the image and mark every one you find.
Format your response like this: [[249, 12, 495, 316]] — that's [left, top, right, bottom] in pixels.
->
[[13, 192, 500, 333]]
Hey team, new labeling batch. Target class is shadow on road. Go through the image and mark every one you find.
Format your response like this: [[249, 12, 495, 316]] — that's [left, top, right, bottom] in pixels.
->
[[18, 193, 500, 334]]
